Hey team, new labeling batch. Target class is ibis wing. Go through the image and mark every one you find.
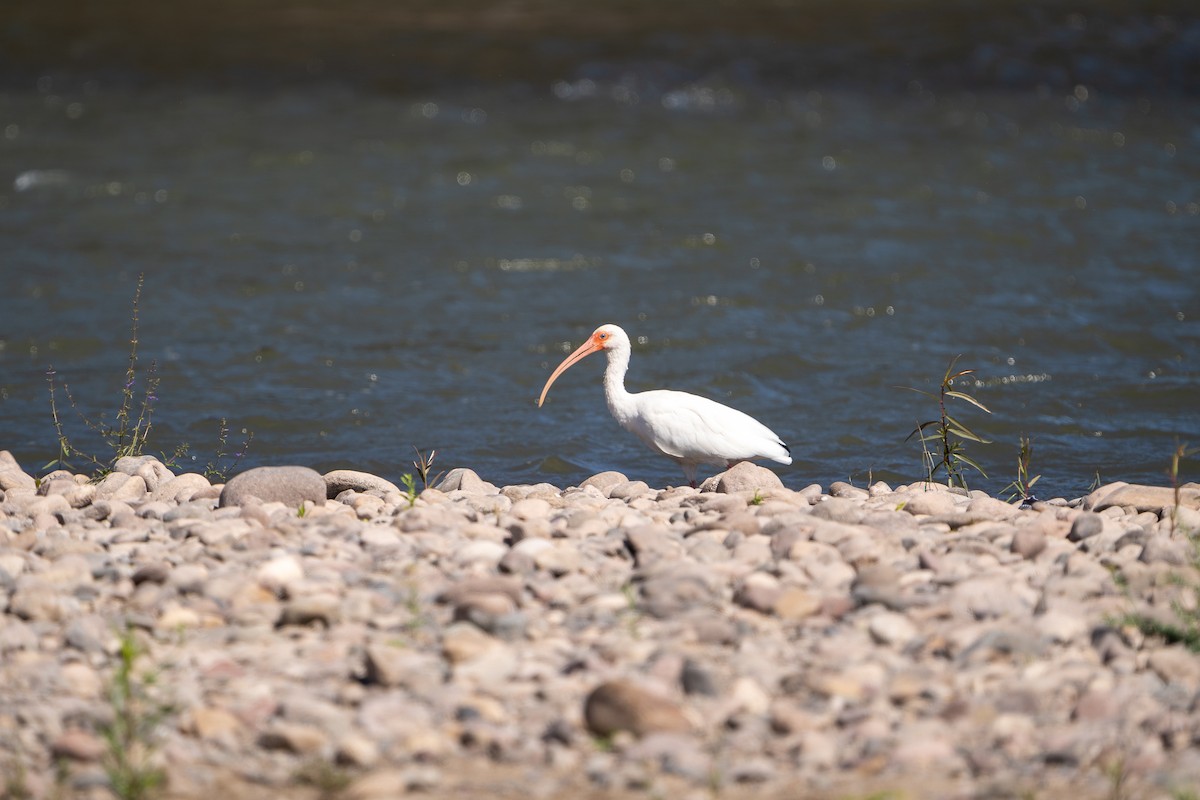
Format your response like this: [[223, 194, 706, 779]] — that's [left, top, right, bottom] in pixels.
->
[[632, 390, 790, 465]]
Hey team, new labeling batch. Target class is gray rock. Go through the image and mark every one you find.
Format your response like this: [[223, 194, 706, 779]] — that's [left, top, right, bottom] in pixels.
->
[[580, 471, 628, 493], [1148, 646, 1200, 690], [324, 469, 402, 498], [435, 467, 496, 493], [0, 464, 37, 492], [705, 461, 785, 494], [1068, 512, 1104, 541], [609, 480, 651, 499], [868, 611, 919, 648], [829, 481, 869, 499], [638, 564, 720, 618], [363, 644, 446, 693], [277, 594, 341, 627], [1139, 536, 1192, 565], [626, 525, 684, 568], [219, 466, 326, 508], [51, 728, 105, 762], [733, 572, 782, 614], [152, 472, 212, 503], [1011, 526, 1047, 559], [95, 471, 148, 502], [901, 489, 958, 516], [1093, 483, 1200, 513], [623, 732, 711, 781]]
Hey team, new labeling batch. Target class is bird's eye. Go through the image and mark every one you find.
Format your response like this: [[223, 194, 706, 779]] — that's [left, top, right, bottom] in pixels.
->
[[599, 333, 608, 340]]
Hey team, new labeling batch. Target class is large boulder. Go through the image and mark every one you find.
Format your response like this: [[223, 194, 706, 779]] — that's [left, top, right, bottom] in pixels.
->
[[219, 466, 326, 508]]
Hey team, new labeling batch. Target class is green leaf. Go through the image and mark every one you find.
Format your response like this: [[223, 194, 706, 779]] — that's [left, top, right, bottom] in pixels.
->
[[904, 421, 940, 442], [948, 426, 992, 444], [944, 390, 991, 414], [955, 453, 989, 477], [944, 415, 992, 444]]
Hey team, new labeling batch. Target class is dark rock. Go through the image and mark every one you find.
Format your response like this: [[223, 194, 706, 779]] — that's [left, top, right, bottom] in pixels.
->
[[681, 659, 718, 696], [584, 680, 691, 737]]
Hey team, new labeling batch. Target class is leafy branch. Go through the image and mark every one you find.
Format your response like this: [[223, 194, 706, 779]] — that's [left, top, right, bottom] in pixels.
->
[[903, 355, 992, 490], [1002, 435, 1041, 505]]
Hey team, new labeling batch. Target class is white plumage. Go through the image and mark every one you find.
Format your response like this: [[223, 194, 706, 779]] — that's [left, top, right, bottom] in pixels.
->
[[538, 324, 792, 487]]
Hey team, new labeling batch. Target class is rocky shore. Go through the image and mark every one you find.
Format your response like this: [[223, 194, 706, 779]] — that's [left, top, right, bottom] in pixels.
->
[[2, 450, 1199, 799]]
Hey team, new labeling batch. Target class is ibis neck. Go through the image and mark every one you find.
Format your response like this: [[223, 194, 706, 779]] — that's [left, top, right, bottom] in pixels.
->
[[603, 343, 635, 418]]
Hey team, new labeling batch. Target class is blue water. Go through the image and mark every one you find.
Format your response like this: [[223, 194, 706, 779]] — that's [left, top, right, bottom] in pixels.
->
[[1, 6, 1198, 497]]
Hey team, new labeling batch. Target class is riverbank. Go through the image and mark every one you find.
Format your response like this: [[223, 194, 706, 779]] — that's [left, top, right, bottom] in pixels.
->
[[2, 451, 1199, 799]]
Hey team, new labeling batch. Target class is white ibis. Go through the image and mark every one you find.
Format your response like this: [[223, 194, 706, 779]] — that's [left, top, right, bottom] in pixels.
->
[[537, 324, 792, 487]]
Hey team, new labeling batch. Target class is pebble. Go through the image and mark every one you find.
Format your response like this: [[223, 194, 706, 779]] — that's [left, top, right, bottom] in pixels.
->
[[0, 450, 1196, 796]]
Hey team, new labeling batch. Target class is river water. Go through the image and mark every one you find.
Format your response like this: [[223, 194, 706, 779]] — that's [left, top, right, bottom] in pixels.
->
[[1, 2, 1197, 497]]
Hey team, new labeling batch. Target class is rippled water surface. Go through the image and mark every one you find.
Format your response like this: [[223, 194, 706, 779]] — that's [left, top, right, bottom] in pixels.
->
[[2, 3, 1198, 496]]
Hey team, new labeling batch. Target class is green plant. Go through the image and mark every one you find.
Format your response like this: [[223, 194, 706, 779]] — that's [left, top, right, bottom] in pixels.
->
[[903, 355, 992, 489], [1167, 440, 1197, 536], [1115, 575, 1200, 653], [1115, 442, 1200, 650], [2, 757, 30, 800], [293, 758, 352, 799], [1002, 436, 1041, 505], [1103, 755, 1130, 800], [45, 276, 159, 475], [400, 473, 418, 508], [44, 274, 252, 478], [412, 447, 444, 490], [101, 624, 171, 800], [200, 417, 254, 483], [749, 490, 764, 506]]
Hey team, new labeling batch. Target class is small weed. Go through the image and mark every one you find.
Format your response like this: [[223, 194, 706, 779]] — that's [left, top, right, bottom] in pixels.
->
[[749, 490, 764, 506], [2, 757, 30, 800], [903, 355, 991, 490], [400, 473, 418, 508], [1167, 440, 1197, 536], [591, 734, 614, 752], [1088, 470, 1104, 494], [293, 758, 352, 799], [412, 447, 444, 490], [45, 276, 159, 475], [43, 274, 251, 479], [200, 417, 254, 483], [1002, 436, 1041, 506], [101, 624, 172, 800], [619, 582, 642, 639], [1103, 755, 1131, 800], [297, 503, 308, 518], [1117, 442, 1200, 651]]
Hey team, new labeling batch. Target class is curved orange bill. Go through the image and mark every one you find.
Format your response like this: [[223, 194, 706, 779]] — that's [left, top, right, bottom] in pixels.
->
[[537, 337, 603, 407]]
